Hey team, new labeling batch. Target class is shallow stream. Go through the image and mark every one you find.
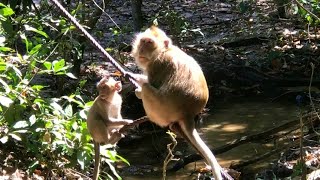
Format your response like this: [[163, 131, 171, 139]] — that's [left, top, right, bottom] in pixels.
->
[[118, 97, 300, 179]]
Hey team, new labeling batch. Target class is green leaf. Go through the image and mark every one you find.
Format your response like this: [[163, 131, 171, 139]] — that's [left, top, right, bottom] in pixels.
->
[[0, 95, 13, 107], [52, 131, 63, 140], [116, 154, 130, 166], [28, 160, 39, 171], [85, 101, 94, 108], [20, 33, 29, 52], [0, 3, 7, 8], [0, 136, 8, 143], [71, 121, 78, 131], [13, 130, 28, 133], [32, 85, 45, 91], [0, 36, 5, 45], [29, 44, 42, 55], [79, 109, 87, 120], [8, 64, 22, 78], [53, 140, 66, 145], [53, 59, 65, 73], [1, 19, 13, 36], [29, 115, 36, 126], [306, 15, 313, 23], [0, 47, 12, 52], [24, 25, 49, 38], [64, 104, 73, 117], [0, 78, 10, 93], [75, 95, 85, 104], [50, 101, 63, 113], [13, 120, 29, 129], [79, 79, 87, 88], [106, 160, 122, 180], [43, 61, 52, 70], [59, 19, 66, 26], [0, 62, 5, 71], [77, 150, 90, 170], [66, 73, 77, 79], [9, 133, 21, 141], [0, 7, 14, 16], [107, 150, 117, 161]]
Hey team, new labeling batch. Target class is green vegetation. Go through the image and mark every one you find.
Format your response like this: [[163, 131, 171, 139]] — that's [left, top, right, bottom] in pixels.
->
[[0, 0, 319, 179], [0, 2, 126, 179]]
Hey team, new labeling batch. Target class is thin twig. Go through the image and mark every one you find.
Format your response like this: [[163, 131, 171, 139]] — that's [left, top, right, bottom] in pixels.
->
[[162, 131, 179, 180], [294, 0, 320, 21], [67, 168, 91, 180], [299, 108, 307, 180], [50, 0, 139, 88], [91, 0, 121, 30], [308, 63, 320, 136]]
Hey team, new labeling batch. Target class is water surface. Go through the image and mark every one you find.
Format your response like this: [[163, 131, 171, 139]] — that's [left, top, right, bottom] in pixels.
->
[[119, 97, 299, 179]]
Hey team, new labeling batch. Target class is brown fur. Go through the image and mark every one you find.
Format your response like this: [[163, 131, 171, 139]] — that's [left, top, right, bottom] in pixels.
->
[[130, 26, 232, 180], [86, 76, 133, 180]]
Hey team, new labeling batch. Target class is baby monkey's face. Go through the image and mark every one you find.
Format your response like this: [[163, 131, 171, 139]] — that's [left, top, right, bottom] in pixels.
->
[[97, 76, 122, 99]]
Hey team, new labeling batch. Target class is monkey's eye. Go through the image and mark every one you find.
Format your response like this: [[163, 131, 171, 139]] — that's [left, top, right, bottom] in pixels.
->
[[141, 38, 153, 44]]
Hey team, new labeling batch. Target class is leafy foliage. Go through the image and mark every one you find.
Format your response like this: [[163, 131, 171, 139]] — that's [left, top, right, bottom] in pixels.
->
[[295, 0, 320, 25], [151, 2, 190, 43], [0, 2, 126, 179]]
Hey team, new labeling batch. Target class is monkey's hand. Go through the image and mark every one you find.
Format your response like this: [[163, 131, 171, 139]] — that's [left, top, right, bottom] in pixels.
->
[[125, 72, 148, 86], [135, 87, 142, 99], [132, 74, 147, 99]]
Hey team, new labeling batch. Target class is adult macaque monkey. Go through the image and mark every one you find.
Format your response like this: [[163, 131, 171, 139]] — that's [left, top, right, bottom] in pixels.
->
[[87, 76, 133, 180], [129, 26, 233, 180]]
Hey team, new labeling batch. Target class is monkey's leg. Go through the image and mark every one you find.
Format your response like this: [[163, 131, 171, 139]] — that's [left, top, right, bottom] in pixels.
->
[[169, 122, 189, 140], [140, 82, 197, 129], [108, 130, 123, 145], [93, 141, 101, 180]]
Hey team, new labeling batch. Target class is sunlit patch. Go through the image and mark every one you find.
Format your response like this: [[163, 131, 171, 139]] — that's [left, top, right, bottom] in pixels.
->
[[264, 143, 274, 147], [222, 124, 248, 132], [282, 28, 297, 37], [204, 123, 247, 132]]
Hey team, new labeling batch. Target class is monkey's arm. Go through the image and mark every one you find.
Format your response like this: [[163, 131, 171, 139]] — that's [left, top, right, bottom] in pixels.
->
[[119, 116, 149, 134], [106, 118, 133, 126]]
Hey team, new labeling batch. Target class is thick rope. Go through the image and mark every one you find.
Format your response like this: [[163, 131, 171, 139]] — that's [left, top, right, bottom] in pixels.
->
[[50, 0, 138, 88]]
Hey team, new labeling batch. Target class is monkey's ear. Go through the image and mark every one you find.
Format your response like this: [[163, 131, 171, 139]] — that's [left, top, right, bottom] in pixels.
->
[[115, 81, 122, 92], [164, 39, 171, 48]]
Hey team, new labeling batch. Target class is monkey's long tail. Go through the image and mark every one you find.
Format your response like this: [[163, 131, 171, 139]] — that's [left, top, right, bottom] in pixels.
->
[[49, 0, 139, 88], [171, 122, 233, 180]]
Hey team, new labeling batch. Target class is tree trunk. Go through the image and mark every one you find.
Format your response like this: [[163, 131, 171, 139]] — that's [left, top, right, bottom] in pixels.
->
[[131, 0, 143, 31], [275, 0, 289, 18]]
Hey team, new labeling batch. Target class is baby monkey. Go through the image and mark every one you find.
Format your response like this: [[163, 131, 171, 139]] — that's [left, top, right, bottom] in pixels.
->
[[86, 76, 133, 180]]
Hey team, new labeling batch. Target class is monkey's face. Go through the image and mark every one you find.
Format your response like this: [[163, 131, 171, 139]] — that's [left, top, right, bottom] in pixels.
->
[[97, 77, 122, 99], [131, 26, 172, 69]]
